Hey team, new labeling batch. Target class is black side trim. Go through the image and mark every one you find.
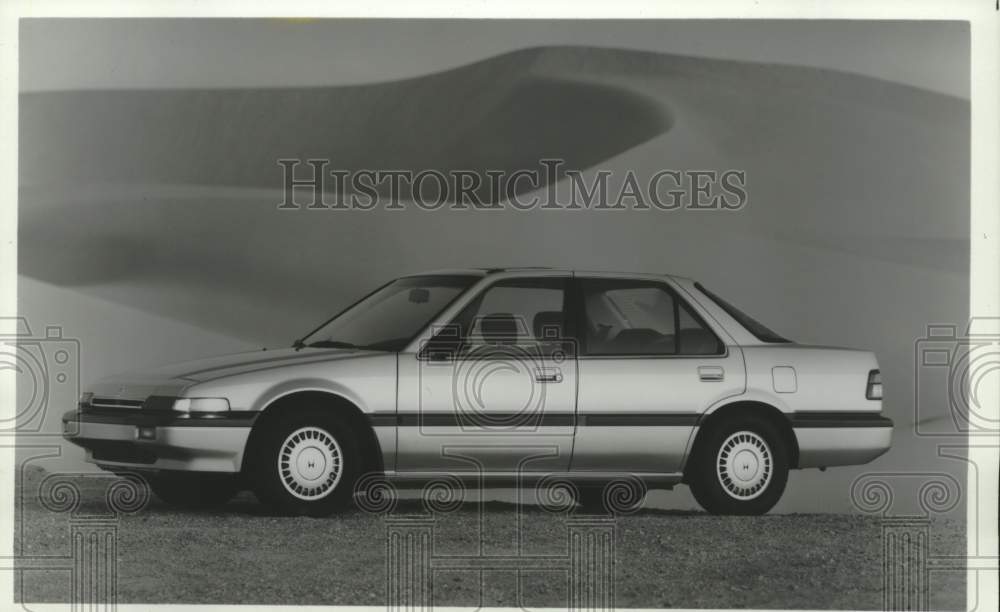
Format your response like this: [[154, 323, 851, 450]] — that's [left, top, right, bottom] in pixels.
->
[[790, 412, 893, 428], [368, 412, 700, 427], [372, 413, 577, 427], [370, 411, 891, 429], [581, 413, 700, 427], [63, 410, 258, 428], [368, 414, 398, 427]]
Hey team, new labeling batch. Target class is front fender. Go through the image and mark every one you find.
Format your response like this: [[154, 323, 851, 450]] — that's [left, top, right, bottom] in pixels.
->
[[250, 378, 367, 413], [182, 352, 397, 416]]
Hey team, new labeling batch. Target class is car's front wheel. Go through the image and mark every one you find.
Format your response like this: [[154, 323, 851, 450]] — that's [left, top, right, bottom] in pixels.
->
[[687, 415, 789, 515], [247, 410, 361, 516]]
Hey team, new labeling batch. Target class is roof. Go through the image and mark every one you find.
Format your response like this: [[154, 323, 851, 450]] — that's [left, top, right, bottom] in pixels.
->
[[402, 267, 691, 281]]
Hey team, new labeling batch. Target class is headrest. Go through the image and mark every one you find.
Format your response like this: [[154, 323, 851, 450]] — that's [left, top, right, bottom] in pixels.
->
[[612, 328, 663, 351], [480, 313, 518, 344]]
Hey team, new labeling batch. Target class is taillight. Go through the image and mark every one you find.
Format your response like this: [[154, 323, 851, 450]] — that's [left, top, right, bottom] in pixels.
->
[[866, 370, 883, 400]]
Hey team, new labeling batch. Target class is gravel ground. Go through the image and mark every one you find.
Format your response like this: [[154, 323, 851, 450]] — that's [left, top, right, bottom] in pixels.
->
[[14, 469, 966, 609]]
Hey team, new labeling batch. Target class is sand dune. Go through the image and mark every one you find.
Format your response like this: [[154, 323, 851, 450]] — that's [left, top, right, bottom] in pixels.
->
[[19, 45, 968, 292], [20, 47, 674, 200]]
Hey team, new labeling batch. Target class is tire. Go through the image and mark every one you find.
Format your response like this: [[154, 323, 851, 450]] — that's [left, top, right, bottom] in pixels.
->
[[149, 472, 239, 509], [247, 409, 361, 517], [687, 415, 789, 515]]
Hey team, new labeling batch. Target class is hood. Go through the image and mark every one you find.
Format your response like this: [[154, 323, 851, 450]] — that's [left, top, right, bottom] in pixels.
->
[[87, 347, 377, 401]]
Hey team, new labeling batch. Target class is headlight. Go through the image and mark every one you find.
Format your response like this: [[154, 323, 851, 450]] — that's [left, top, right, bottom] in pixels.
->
[[172, 398, 231, 413]]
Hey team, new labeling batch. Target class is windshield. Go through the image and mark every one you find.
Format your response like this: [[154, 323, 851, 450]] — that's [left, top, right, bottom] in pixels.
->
[[298, 275, 478, 351], [694, 282, 790, 343]]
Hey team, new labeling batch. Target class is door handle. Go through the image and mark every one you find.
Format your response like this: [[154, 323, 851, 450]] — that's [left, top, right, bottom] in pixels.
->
[[535, 368, 563, 383], [698, 366, 725, 382]]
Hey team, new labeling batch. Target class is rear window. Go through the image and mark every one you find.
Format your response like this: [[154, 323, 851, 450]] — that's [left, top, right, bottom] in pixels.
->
[[694, 283, 790, 343]]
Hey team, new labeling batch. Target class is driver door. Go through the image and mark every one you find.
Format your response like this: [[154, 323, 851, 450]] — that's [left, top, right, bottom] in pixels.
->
[[395, 275, 577, 474]]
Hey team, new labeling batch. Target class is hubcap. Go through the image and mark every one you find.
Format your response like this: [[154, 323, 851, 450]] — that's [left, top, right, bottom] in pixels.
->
[[716, 430, 772, 500], [278, 426, 343, 501]]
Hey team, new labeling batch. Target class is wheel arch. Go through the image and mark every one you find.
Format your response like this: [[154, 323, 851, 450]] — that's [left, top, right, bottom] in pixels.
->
[[682, 400, 799, 479], [241, 390, 384, 476]]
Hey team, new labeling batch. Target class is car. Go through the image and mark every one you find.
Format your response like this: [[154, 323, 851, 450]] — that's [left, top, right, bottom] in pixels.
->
[[63, 268, 892, 515]]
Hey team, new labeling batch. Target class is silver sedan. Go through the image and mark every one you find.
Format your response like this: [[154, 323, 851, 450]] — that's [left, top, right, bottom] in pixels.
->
[[64, 268, 892, 515]]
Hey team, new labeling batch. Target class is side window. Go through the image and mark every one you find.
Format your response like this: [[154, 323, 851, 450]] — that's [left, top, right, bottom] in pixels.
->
[[579, 279, 723, 356], [677, 300, 725, 355], [449, 278, 571, 357]]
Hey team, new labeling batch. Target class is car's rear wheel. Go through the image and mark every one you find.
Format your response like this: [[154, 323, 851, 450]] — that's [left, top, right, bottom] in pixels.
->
[[149, 472, 239, 509], [688, 415, 789, 515], [247, 409, 361, 516]]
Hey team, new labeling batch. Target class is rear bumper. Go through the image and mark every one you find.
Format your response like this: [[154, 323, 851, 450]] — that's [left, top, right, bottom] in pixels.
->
[[792, 412, 893, 468], [62, 410, 256, 473]]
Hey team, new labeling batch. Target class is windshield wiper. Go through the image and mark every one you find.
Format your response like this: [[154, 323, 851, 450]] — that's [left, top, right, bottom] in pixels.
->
[[304, 340, 363, 349], [293, 338, 396, 351]]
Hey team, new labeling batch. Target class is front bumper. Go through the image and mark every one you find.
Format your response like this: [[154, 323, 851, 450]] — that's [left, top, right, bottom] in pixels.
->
[[791, 412, 893, 469], [62, 410, 257, 473]]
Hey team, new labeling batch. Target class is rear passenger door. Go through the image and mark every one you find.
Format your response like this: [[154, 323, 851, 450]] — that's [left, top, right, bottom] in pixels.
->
[[570, 277, 746, 475]]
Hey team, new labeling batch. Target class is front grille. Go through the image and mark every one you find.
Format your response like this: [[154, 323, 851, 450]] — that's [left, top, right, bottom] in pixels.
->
[[90, 397, 145, 409], [85, 395, 177, 413], [88, 441, 157, 465]]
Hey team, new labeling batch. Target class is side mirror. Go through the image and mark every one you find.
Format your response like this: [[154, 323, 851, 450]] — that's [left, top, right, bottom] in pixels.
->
[[418, 324, 462, 361]]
